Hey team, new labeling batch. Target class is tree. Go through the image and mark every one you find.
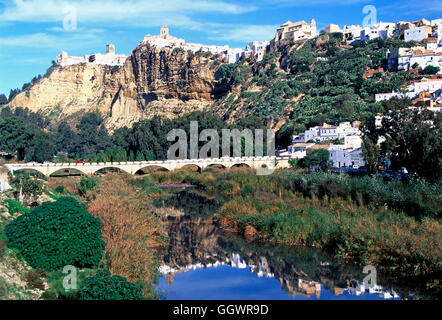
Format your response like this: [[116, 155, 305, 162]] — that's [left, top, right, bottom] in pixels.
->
[[301, 149, 331, 171], [379, 108, 441, 181], [0, 94, 7, 105], [25, 131, 55, 162], [5, 197, 105, 271], [0, 117, 33, 160], [77, 176, 99, 196], [78, 269, 144, 300], [288, 158, 298, 168], [76, 112, 112, 156], [10, 175, 44, 198], [362, 136, 380, 174], [420, 65, 440, 75]]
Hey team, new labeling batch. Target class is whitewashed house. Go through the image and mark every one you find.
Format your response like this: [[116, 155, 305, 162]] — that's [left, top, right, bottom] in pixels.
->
[[298, 122, 360, 142], [0, 179, 11, 192], [360, 22, 396, 42], [387, 47, 442, 73]]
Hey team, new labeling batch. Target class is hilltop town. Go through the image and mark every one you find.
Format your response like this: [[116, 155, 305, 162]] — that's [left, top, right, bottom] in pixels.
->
[[54, 17, 442, 70], [1, 9, 442, 304]]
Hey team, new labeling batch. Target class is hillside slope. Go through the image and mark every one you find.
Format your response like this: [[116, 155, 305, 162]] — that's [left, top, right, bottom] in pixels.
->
[[6, 34, 421, 134]]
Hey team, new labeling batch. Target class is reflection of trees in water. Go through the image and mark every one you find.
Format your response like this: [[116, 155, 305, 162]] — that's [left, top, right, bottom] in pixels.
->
[[156, 190, 425, 299], [154, 189, 224, 218], [160, 215, 395, 298]]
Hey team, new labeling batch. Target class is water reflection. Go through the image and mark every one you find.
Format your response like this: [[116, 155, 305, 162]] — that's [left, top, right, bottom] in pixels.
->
[[154, 190, 416, 300]]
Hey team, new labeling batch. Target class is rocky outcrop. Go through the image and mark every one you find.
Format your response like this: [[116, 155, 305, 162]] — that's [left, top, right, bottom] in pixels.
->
[[8, 43, 226, 131]]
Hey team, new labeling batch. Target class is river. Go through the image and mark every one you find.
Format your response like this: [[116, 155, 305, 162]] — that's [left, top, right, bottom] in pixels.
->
[[153, 189, 423, 300]]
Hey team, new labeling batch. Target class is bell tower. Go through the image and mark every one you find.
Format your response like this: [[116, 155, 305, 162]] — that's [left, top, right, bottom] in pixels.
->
[[160, 24, 169, 38]]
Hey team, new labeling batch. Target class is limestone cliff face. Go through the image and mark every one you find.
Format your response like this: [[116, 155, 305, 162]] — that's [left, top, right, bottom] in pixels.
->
[[8, 43, 224, 131]]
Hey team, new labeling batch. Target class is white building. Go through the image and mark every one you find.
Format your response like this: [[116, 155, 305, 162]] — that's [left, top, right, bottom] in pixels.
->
[[56, 44, 128, 67], [329, 135, 365, 169], [296, 122, 361, 143], [342, 25, 362, 43], [245, 40, 270, 61], [376, 78, 442, 102], [360, 22, 396, 42], [143, 24, 245, 63], [274, 19, 317, 43], [387, 47, 442, 72], [404, 25, 433, 42], [0, 178, 11, 192], [329, 147, 365, 169]]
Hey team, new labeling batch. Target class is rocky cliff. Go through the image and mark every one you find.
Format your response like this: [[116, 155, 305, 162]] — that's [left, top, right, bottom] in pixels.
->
[[8, 42, 226, 131]]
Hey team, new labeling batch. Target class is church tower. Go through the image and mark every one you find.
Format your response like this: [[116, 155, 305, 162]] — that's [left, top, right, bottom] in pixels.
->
[[310, 18, 317, 37], [160, 24, 169, 39]]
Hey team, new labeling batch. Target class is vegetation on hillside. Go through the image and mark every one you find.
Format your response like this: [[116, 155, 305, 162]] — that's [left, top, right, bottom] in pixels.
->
[[5, 197, 105, 271]]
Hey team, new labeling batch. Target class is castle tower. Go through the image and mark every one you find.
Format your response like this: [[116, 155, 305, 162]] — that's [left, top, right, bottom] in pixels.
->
[[310, 19, 317, 37], [160, 24, 169, 39], [106, 44, 115, 54]]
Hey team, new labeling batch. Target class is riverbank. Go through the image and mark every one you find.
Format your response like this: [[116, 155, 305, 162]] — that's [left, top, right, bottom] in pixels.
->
[[144, 168, 442, 298], [0, 172, 168, 300]]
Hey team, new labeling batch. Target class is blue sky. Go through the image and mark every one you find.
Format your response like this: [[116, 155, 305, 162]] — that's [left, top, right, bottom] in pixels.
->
[[0, 0, 441, 96]]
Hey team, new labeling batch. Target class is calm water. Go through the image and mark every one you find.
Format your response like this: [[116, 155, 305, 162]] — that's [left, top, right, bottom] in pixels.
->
[[154, 189, 421, 300]]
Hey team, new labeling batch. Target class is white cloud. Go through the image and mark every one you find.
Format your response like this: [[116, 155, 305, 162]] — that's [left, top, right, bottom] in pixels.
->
[[208, 24, 277, 43], [0, 31, 103, 49], [265, 0, 367, 6], [0, 0, 256, 27]]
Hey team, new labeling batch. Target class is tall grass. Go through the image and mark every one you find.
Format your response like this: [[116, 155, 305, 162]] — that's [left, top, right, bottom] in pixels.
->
[[87, 174, 168, 299]]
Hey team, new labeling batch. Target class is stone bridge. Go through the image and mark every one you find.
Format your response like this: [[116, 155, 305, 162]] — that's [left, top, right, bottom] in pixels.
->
[[5, 156, 291, 177]]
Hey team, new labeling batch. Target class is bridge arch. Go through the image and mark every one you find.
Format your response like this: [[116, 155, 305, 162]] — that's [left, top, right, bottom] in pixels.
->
[[49, 168, 85, 177], [230, 163, 252, 169], [13, 168, 47, 177], [91, 166, 131, 175], [134, 165, 170, 175], [179, 164, 202, 172]]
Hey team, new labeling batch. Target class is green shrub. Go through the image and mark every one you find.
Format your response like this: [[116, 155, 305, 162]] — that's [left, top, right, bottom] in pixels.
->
[[54, 185, 65, 194], [78, 269, 144, 300], [240, 183, 255, 197], [5, 197, 105, 271], [3, 199, 31, 215], [76, 176, 98, 195], [10, 175, 44, 197]]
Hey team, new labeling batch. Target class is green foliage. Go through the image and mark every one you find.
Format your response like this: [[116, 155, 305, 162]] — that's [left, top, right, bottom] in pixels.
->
[[275, 172, 441, 219], [378, 109, 441, 182], [5, 197, 105, 271], [301, 149, 331, 171], [54, 186, 66, 194], [420, 65, 440, 75], [290, 42, 314, 74], [76, 176, 99, 195], [288, 158, 298, 168], [130, 176, 162, 195], [10, 175, 44, 197], [24, 131, 55, 163], [78, 269, 144, 300], [3, 199, 31, 215]]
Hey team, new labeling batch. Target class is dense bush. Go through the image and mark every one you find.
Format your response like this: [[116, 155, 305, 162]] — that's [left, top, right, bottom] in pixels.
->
[[76, 176, 98, 195], [10, 175, 44, 197], [54, 185, 66, 194], [3, 199, 31, 215], [275, 172, 441, 219], [5, 197, 105, 271], [78, 270, 144, 300]]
